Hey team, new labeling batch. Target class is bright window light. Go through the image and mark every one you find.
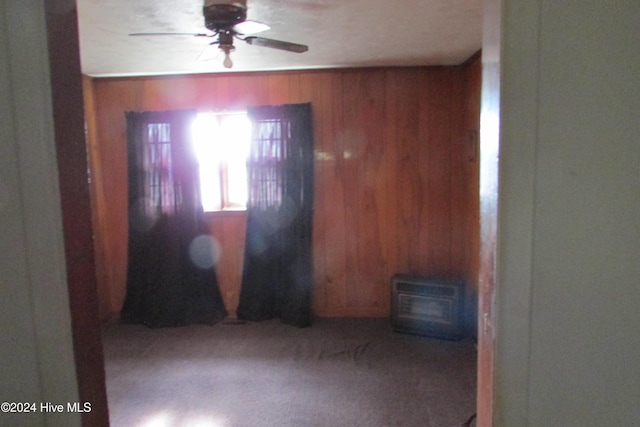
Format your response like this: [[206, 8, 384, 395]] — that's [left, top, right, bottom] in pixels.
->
[[192, 112, 251, 212]]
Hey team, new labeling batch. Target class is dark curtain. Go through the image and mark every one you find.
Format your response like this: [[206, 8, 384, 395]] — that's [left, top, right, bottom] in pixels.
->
[[237, 103, 314, 327], [121, 110, 227, 327]]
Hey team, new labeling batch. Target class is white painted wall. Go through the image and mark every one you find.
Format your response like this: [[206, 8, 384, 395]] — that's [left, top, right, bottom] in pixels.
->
[[0, 1, 81, 426], [496, 0, 640, 425]]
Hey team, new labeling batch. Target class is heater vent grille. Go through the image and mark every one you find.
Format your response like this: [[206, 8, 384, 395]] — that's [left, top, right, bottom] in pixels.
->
[[395, 282, 457, 297], [391, 275, 464, 340]]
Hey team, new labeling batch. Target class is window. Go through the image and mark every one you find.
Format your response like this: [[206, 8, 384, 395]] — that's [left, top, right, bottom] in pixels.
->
[[144, 122, 180, 215], [191, 112, 251, 212]]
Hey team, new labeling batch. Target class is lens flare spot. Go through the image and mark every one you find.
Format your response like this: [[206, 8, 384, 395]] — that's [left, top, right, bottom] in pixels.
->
[[189, 235, 221, 269], [139, 411, 173, 427]]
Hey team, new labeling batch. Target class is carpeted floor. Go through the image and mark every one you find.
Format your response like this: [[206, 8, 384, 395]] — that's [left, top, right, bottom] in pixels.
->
[[102, 318, 477, 427]]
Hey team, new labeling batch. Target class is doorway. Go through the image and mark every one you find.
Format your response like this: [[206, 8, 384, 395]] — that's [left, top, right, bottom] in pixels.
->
[[46, 1, 502, 426]]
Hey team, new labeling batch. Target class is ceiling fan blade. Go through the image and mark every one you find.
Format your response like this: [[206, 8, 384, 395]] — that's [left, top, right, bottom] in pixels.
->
[[244, 36, 308, 53], [129, 32, 213, 38], [232, 20, 270, 35], [197, 42, 221, 62]]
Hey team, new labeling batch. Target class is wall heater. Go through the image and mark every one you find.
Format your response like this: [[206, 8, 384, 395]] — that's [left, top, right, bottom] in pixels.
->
[[391, 274, 465, 340]]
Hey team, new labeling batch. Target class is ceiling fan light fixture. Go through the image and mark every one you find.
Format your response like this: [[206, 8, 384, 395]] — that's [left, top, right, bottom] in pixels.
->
[[223, 51, 233, 68], [220, 44, 235, 68]]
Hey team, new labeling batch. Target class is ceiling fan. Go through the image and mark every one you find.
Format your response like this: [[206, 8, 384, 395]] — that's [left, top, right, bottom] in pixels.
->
[[130, 2, 308, 69]]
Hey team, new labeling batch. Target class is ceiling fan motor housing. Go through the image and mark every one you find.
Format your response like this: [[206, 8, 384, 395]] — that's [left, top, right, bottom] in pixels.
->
[[204, 4, 247, 32]]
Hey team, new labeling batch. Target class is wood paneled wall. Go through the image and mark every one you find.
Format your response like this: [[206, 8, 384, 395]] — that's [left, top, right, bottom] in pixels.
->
[[85, 63, 480, 322]]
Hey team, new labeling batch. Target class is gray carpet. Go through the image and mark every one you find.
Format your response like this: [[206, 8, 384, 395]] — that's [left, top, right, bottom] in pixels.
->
[[102, 318, 477, 427]]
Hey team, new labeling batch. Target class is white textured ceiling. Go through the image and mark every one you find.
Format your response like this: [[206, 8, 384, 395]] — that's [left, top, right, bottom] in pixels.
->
[[77, 0, 482, 77]]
